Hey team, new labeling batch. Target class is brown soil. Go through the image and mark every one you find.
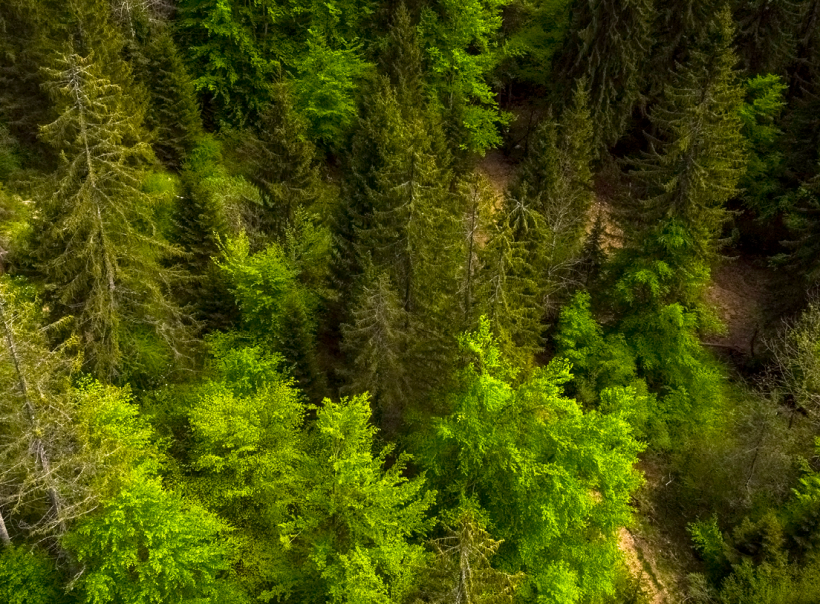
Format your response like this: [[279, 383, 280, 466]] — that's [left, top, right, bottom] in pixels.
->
[[477, 150, 515, 211], [704, 258, 780, 355]]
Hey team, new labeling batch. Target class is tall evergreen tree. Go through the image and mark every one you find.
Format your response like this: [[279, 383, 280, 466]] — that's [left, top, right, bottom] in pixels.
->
[[228, 83, 323, 236], [340, 269, 411, 433], [554, 0, 654, 150], [132, 28, 204, 169], [35, 50, 190, 381], [734, 0, 801, 76], [627, 7, 747, 259]]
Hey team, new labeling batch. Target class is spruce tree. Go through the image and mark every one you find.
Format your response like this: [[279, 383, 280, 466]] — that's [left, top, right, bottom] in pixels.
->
[[628, 7, 747, 259], [35, 50, 190, 381], [554, 0, 654, 150], [346, 77, 461, 321], [478, 218, 544, 368], [734, 0, 801, 76], [228, 83, 322, 236], [133, 28, 204, 169], [504, 80, 595, 316], [340, 268, 411, 433]]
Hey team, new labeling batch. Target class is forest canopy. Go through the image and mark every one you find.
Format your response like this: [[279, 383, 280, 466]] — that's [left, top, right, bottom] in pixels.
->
[[2, 0, 820, 603]]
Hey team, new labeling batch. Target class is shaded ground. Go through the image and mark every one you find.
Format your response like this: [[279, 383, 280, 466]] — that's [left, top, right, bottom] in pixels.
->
[[704, 257, 782, 356]]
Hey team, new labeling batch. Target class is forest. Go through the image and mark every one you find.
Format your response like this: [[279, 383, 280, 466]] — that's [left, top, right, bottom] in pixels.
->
[[1, 0, 820, 602]]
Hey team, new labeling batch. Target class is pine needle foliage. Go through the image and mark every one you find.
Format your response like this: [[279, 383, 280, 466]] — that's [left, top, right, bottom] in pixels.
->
[[555, 0, 654, 150], [627, 7, 747, 259], [35, 50, 191, 381]]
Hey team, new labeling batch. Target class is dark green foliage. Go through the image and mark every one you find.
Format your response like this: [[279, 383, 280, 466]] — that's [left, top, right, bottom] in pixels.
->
[[554, 0, 654, 150], [133, 29, 204, 169], [0, 547, 63, 604], [177, 0, 279, 125], [628, 8, 746, 259], [739, 74, 788, 216], [500, 0, 573, 90], [227, 83, 324, 236], [734, 0, 802, 76], [340, 269, 411, 431]]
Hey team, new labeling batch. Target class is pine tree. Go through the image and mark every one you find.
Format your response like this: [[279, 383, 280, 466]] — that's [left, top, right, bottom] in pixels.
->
[[734, 0, 801, 76], [35, 50, 190, 381], [414, 502, 522, 604], [133, 28, 204, 169], [340, 269, 411, 433], [554, 0, 654, 150], [628, 7, 747, 259], [456, 173, 495, 330], [228, 83, 322, 236]]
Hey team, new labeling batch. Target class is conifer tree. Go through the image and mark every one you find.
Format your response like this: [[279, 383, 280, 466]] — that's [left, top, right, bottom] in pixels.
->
[[35, 50, 190, 381], [346, 77, 461, 320], [628, 7, 747, 259], [734, 0, 801, 76], [478, 218, 544, 367], [133, 28, 204, 169], [554, 0, 654, 150], [504, 80, 594, 316], [456, 174, 495, 330], [414, 502, 522, 604], [648, 0, 723, 96], [340, 269, 411, 433], [229, 83, 322, 236]]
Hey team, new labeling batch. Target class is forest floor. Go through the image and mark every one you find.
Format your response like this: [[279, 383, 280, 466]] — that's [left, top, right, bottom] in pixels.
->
[[704, 256, 784, 357]]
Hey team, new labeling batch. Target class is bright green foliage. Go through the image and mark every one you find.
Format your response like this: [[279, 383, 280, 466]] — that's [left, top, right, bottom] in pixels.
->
[[0, 547, 63, 604], [279, 394, 434, 603], [418, 318, 644, 603], [608, 221, 724, 448], [184, 342, 433, 603], [218, 228, 331, 399], [413, 500, 522, 604], [555, 292, 638, 405], [554, 0, 654, 149], [35, 50, 189, 381], [629, 8, 747, 258], [293, 33, 371, 145], [65, 477, 231, 604], [134, 29, 204, 169], [0, 277, 157, 542], [501, 0, 573, 89], [738, 74, 788, 216], [419, 0, 512, 154]]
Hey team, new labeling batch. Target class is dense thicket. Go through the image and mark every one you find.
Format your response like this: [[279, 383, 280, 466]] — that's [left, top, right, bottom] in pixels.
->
[[2, 1, 820, 603]]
